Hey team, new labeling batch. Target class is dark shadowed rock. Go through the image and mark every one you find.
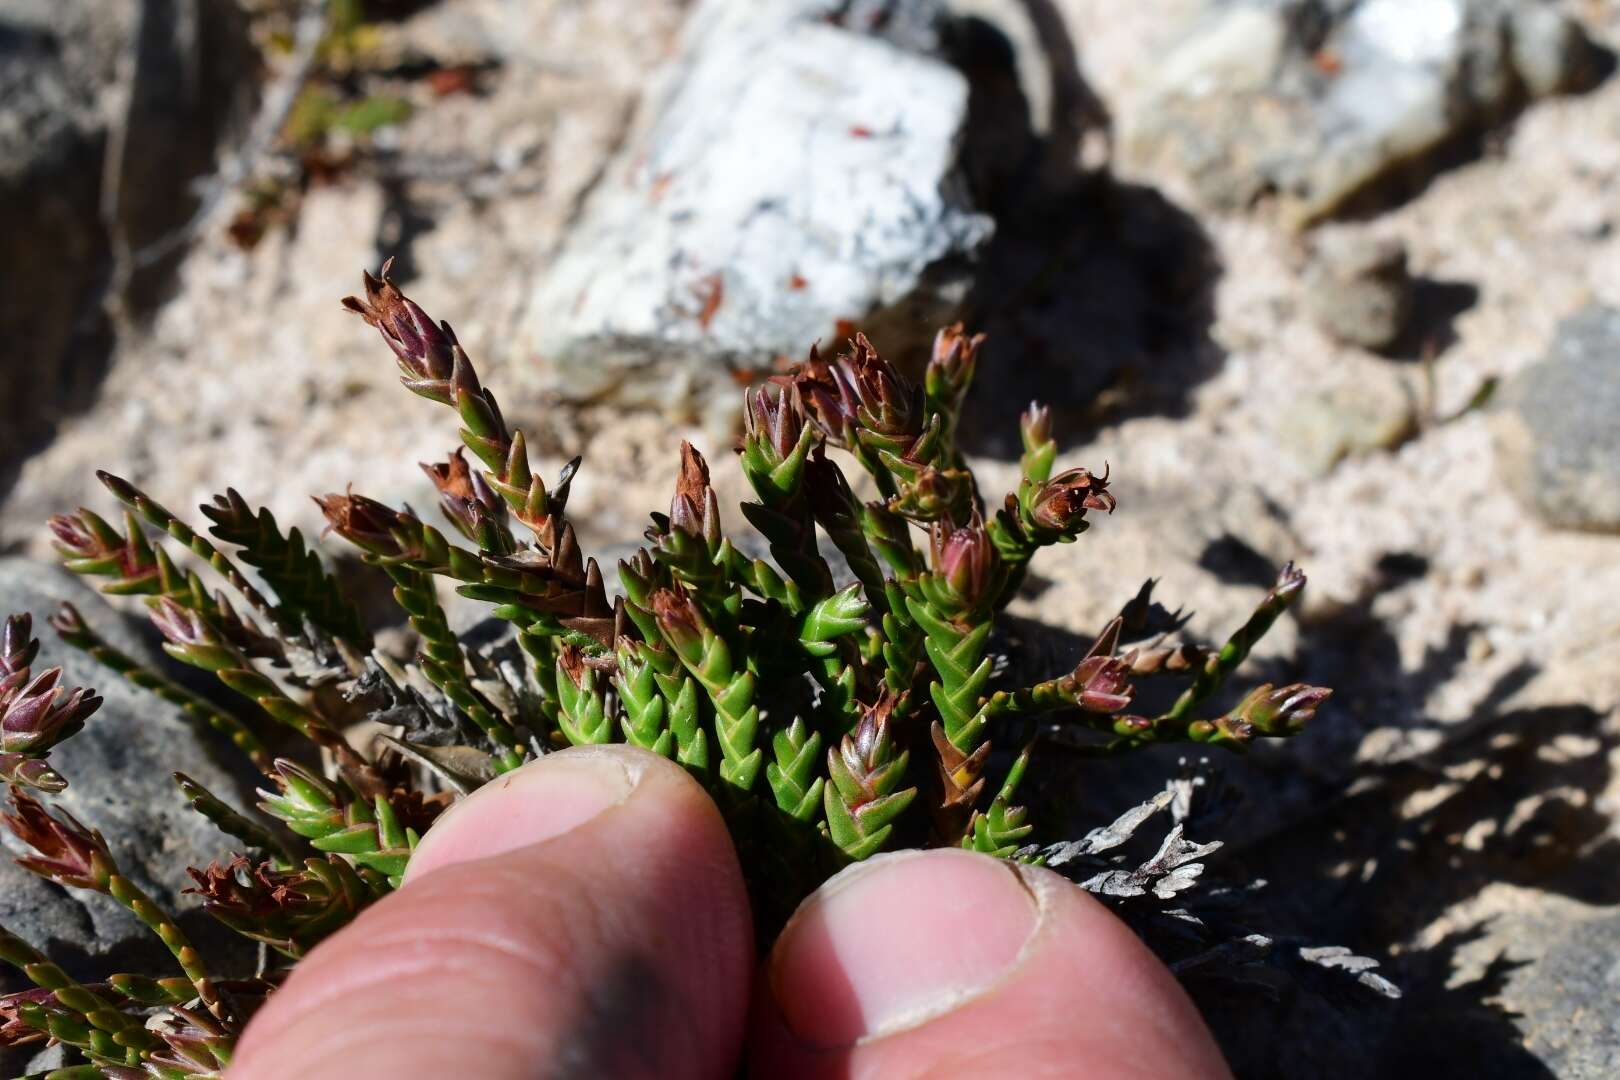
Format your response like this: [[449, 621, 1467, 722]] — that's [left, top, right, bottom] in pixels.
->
[[1504, 907, 1620, 1078], [0, 558, 259, 1073], [0, 0, 254, 478]]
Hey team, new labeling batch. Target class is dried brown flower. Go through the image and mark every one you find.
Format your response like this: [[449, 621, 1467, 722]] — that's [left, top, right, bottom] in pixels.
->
[[2, 788, 111, 891], [1029, 466, 1115, 533]]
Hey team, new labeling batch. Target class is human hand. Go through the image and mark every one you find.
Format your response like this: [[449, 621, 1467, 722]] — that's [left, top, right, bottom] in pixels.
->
[[230, 746, 1230, 1078]]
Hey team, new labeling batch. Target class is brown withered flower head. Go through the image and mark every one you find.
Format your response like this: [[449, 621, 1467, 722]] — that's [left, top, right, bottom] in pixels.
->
[[1029, 465, 1115, 534], [2, 788, 111, 891], [668, 442, 720, 542], [555, 643, 589, 689], [185, 857, 296, 923], [341, 258, 457, 404], [422, 448, 508, 543], [314, 491, 413, 559], [793, 335, 919, 447], [0, 988, 53, 1047], [184, 856, 380, 958], [650, 586, 706, 658]]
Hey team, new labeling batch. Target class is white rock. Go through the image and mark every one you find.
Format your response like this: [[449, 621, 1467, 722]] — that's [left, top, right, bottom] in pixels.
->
[[520, 0, 992, 419], [1127, 0, 1601, 223]]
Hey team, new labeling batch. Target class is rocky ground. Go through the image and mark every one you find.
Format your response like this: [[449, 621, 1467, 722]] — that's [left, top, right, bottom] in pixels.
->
[[3, 0, 1620, 1076]]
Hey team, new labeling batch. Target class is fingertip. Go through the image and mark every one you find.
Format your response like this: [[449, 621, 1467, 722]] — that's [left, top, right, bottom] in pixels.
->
[[405, 745, 666, 882], [751, 852, 1229, 1080], [767, 849, 1038, 1047], [236, 746, 753, 1080]]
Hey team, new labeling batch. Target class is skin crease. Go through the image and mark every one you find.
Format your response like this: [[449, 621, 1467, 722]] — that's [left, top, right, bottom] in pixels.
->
[[230, 747, 1231, 1080]]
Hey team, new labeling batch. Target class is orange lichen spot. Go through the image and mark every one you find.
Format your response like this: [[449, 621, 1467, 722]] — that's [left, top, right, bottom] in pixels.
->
[[694, 273, 724, 331]]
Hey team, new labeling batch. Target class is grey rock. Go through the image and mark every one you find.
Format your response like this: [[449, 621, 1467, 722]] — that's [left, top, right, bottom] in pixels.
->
[[1304, 231, 1414, 350], [1503, 908, 1620, 1079], [1128, 0, 1603, 223], [520, 0, 992, 423], [0, 558, 258, 1072], [1494, 305, 1620, 531], [1277, 353, 1418, 474], [0, 0, 253, 468]]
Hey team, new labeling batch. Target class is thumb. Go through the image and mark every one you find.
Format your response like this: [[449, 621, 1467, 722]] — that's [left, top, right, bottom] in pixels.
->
[[231, 746, 754, 1079], [749, 849, 1230, 1079]]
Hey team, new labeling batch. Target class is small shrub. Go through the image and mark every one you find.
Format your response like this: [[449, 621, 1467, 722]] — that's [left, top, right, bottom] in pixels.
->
[[0, 264, 1328, 1075]]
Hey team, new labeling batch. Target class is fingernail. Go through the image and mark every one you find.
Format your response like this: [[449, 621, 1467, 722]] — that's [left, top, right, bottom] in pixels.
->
[[770, 849, 1040, 1047], [404, 747, 640, 882]]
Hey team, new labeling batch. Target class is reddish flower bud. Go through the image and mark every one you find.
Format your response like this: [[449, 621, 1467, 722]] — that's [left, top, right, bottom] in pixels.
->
[[149, 598, 239, 673], [150, 1005, 232, 1070], [2, 789, 112, 891], [925, 323, 984, 400], [929, 514, 996, 608], [1268, 562, 1307, 606], [1029, 465, 1115, 533], [650, 587, 706, 658], [742, 383, 806, 465], [48, 510, 158, 589], [148, 597, 213, 650], [792, 344, 858, 444], [848, 693, 901, 774], [0, 755, 67, 792], [842, 333, 918, 439], [1230, 682, 1330, 736], [1020, 401, 1052, 452], [0, 615, 39, 678], [342, 260, 458, 402], [1070, 653, 1135, 713], [1, 668, 99, 754]]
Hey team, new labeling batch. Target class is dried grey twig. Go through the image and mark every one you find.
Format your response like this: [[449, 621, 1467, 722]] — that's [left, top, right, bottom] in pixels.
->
[[1043, 787, 1222, 901], [1044, 768, 1401, 1000]]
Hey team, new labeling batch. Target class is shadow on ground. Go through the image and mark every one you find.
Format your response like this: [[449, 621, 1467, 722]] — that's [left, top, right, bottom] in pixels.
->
[[995, 545, 1614, 1079], [944, 2, 1225, 460]]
